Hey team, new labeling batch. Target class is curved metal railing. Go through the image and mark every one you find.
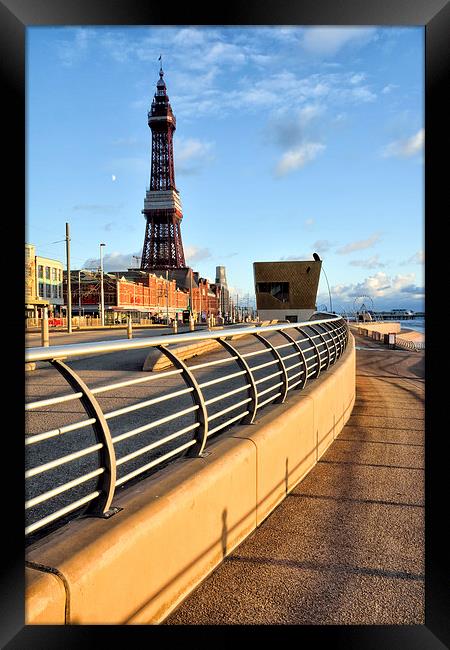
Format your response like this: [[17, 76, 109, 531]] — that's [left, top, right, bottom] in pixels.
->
[[25, 316, 348, 539], [395, 336, 425, 352]]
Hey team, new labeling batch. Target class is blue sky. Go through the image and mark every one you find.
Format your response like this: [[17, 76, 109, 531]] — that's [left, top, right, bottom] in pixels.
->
[[26, 26, 424, 311]]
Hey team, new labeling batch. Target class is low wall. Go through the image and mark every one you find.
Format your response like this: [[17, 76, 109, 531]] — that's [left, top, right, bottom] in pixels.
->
[[356, 322, 401, 336], [25, 335, 356, 625]]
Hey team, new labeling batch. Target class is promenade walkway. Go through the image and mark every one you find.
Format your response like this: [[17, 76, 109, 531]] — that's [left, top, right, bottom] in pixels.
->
[[164, 330, 424, 625]]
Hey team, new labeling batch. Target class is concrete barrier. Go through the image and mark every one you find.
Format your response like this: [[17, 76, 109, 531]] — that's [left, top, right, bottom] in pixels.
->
[[25, 335, 356, 625], [356, 322, 401, 337], [143, 338, 223, 371], [143, 329, 244, 371]]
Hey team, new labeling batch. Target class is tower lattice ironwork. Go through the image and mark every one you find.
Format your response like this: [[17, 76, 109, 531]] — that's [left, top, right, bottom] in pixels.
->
[[140, 63, 186, 270]]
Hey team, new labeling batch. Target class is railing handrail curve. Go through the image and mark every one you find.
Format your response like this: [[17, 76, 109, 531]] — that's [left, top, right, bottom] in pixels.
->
[[25, 315, 348, 540], [25, 316, 343, 363]]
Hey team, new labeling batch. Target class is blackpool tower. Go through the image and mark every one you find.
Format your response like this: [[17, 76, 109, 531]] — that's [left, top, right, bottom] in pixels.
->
[[140, 63, 186, 270]]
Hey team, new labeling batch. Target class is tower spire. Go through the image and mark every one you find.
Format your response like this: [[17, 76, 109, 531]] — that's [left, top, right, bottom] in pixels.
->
[[140, 64, 186, 270]]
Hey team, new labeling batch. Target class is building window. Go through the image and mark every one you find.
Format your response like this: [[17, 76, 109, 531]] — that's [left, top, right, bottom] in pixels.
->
[[38, 282, 44, 297], [38, 265, 44, 278], [45, 266, 50, 280], [52, 268, 57, 282], [255, 282, 289, 303]]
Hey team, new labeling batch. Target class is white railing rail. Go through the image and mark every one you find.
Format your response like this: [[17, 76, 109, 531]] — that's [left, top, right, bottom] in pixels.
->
[[25, 316, 348, 540]]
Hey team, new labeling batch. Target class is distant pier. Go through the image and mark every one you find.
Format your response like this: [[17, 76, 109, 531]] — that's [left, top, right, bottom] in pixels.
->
[[373, 311, 424, 320]]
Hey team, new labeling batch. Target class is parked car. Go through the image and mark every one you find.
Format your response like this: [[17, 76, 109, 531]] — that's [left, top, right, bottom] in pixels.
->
[[48, 317, 63, 327]]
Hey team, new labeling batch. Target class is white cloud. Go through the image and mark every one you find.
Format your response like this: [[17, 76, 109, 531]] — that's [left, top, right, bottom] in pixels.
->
[[336, 232, 382, 255], [56, 28, 93, 66], [350, 86, 376, 103], [173, 27, 207, 47], [204, 42, 246, 66], [184, 245, 212, 263], [382, 128, 424, 159], [312, 240, 333, 253], [275, 142, 325, 176], [301, 27, 377, 56], [381, 83, 398, 94], [350, 73, 366, 85], [83, 251, 140, 271], [175, 138, 215, 175], [349, 254, 387, 269], [268, 103, 325, 148], [401, 250, 424, 265]]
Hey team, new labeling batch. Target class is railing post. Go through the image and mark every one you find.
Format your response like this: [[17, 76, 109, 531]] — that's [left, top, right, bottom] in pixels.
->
[[41, 307, 49, 347], [309, 324, 331, 370], [216, 337, 258, 424], [156, 345, 208, 457], [321, 321, 339, 363], [277, 328, 308, 390], [334, 321, 345, 359], [297, 326, 322, 379], [253, 332, 289, 403], [49, 359, 118, 517]]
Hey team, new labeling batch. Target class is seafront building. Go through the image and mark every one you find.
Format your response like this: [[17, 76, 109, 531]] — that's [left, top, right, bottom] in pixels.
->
[[25, 243, 64, 319], [61, 268, 221, 324], [254, 260, 322, 322]]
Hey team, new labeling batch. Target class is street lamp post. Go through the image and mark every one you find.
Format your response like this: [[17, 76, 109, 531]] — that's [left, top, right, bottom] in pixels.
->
[[313, 252, 333, 313], [66, 222, 72, 333], [100, 243, 106, 326], [78, 270, 82, 327], [166, 270, 169, 325]]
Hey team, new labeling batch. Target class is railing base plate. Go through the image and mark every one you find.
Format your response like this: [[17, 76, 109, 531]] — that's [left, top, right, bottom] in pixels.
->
[[82, 506, 123, 520]]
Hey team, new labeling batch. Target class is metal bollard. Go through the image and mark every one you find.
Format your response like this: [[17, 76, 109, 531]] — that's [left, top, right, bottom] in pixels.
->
[[41, 308, 49, 347], [127, 316, 133, 339], [189, 316, 195, 332], [173, 319, 178, 334]]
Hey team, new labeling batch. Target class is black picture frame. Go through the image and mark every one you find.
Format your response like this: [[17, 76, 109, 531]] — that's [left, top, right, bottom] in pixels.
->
[[3, 0, 448, 647]]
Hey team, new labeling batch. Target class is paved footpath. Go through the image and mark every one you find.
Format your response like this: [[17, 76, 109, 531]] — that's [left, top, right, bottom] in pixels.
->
[[164, 330, 424, 625]]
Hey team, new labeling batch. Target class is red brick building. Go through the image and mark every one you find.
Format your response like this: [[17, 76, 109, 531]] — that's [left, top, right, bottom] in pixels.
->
[[64, 268, 219, 323]]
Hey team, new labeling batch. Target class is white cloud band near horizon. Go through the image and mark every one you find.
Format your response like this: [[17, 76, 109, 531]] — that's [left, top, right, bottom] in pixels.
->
[[319, 271, 424, 310], [382, 128, 424, 159]]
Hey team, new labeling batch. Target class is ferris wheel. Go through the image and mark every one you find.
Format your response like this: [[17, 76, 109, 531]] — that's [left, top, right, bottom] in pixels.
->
[[353, 295, 374, 315]]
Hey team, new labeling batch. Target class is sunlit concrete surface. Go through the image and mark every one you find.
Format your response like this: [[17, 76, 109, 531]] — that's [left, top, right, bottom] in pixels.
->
[[164, 331, 424, 625]]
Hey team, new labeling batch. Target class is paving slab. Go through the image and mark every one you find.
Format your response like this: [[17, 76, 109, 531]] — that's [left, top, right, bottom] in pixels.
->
[[164, 331, 424, 625]]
